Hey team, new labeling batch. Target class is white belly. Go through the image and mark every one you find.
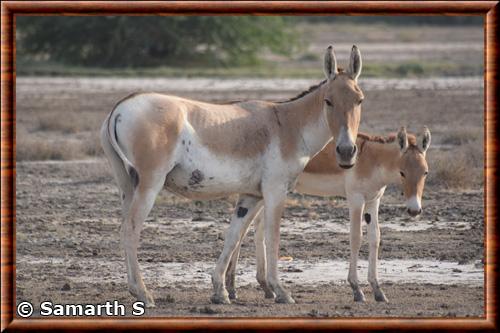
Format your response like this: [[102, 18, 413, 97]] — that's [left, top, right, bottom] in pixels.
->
[[164, 134, 263, 200]]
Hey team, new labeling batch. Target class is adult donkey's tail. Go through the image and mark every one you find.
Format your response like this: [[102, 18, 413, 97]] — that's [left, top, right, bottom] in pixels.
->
[[100, 105, 139, 197]]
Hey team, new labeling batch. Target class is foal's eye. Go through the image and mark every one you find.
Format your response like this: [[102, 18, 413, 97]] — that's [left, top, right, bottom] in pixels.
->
[[324, 99, 333, 107], [400, 171, 405, 178], [358, 99, 364, 105], [424, 171, 429, 176]]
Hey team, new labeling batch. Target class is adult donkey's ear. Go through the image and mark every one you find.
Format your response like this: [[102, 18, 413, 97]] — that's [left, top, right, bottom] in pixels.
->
[[348, 45, 362, 81], [417, 126, 432, 154], [324, 45, 338, 81], [397, 126, 409, 153]]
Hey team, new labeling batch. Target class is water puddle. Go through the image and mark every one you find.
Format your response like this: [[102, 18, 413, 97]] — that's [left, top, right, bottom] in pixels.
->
[[18, 255, 483, 288], [283, 218, 471, 235]]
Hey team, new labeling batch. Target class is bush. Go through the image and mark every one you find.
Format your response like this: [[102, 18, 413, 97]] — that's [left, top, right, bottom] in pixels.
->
[[17, 16, 298, 68]]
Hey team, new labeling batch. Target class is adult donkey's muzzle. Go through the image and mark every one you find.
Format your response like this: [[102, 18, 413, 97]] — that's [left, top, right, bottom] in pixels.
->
[[336, 143, 357, 169]]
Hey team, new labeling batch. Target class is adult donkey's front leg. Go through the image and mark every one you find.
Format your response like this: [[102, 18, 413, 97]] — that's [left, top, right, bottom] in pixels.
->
[[347, 194, 366, 302], [211, 195, 262, 304], [365, 198, 389, 302], [225, 210, 275, 300], [263, 186, 295, 304]]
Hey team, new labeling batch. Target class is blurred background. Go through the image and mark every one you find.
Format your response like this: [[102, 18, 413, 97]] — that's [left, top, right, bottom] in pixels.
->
[[17, 16, 482, 77], [16, 16, 485, 317]]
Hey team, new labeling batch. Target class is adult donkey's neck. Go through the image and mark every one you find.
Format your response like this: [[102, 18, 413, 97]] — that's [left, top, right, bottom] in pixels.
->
[[273, 81, 331, 160]]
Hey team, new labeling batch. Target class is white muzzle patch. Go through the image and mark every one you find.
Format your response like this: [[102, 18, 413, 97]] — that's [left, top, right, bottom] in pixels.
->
[[406, 195, 422, 216]]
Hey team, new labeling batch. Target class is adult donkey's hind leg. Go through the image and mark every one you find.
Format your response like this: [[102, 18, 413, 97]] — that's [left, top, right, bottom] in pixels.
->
[[212, 195, 263, 304], [121, 171, 170, 308]]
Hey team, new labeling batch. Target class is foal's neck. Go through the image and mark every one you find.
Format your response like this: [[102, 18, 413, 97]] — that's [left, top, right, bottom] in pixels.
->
[[361, 140, 401, 184]]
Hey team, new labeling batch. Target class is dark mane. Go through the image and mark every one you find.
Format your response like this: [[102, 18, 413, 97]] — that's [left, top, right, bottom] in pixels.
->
[[276, 79, 327, 104], [357, 132, 417, 146], [357, 132, 397, 144], [276, 68, 348, 104]]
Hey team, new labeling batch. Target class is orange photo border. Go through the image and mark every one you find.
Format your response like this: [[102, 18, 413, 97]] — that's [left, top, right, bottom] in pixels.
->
[[1, 1, 498, 331]]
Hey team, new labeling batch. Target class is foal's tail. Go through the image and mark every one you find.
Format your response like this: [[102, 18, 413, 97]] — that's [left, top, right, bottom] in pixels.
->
[[100, 106, 139, 192]]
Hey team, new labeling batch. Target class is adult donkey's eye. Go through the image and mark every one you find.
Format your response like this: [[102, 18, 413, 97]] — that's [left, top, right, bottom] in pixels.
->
[[324, 99, 333, 107], [400, 171, 405, 178]]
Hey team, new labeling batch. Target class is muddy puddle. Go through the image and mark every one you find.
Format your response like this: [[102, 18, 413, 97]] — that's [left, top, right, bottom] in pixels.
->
[[19, 254, 483, 290]]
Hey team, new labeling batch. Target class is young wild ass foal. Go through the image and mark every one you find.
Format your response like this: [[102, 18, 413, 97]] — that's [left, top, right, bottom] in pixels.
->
[[100, 45, 364, 306], [225, 127, 431, 303]]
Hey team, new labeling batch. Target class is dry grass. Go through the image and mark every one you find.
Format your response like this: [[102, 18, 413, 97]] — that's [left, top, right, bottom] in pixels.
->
[[36, 111, 103, 134], [16, 137, 86, 161], [440, 128, 482, 146], [427, 143, 483, 189], [83, 133, 104, 157]]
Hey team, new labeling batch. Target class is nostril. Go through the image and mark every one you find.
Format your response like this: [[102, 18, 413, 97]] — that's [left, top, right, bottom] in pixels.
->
[[352, 145, 357, 155], [418, 208, 422, 215], [336, 146, 341, 155]]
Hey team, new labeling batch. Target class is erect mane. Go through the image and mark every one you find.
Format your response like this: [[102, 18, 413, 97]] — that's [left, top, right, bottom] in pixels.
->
[[276, 79, 327, 104], [357, 132, 417, 146]]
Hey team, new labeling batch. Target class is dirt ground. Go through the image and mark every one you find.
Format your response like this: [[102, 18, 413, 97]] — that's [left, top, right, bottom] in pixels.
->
[[15, 80, 485, 318], [15, 159, 484, 318], [14, 24, 484, 318]]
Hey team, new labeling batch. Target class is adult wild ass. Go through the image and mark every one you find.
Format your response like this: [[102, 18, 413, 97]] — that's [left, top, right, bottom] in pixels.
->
[[225, 127, 431, 303], [100, 45, 364, 306]]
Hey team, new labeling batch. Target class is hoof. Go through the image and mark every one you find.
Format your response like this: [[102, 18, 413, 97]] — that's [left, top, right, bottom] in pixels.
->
[[211, 294, 231, 304], [264, 290, 276, 299], [130, 288, 156, 308], [228, 290, 237, 300], [275, 294, 295, 304], [353, 290, 366, 302], [144, 299, 156, 308], [374, 291, 389, 303]]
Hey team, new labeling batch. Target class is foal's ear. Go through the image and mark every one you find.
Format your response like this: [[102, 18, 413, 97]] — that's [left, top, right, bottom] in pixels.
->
[[323, 45, 338, 81], [348, 45, 362, 81], [417, 126, 431, 154], [397, 126, 408, 152]]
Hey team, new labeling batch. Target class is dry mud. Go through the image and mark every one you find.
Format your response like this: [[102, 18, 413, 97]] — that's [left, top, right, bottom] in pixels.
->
[[15, 76, 484, 318], [16, 160, 484, 318]]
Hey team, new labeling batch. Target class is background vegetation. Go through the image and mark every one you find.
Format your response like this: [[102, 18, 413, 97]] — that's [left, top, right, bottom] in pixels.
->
[[17, 16, 482, 77], [17, 16, 297, 68]]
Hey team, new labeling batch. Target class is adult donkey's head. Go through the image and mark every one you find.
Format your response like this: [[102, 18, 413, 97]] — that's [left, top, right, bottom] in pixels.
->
[[322, 45, 363, 169]]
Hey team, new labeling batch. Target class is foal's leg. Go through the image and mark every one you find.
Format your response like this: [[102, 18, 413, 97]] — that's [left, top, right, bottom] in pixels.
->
[[211, 195, 262, 304], [365, 198, 389, 302], [263, 187, 295, 304], [254, 210, 275, 298], [122, 175, 165, 307], [347, 194, 366, 302]]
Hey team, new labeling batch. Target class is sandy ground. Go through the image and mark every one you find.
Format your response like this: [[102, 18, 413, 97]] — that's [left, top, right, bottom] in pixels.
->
[[15, 159, 484, 317], [15, 78, 484, 318], [15, 24, 484, 317]]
